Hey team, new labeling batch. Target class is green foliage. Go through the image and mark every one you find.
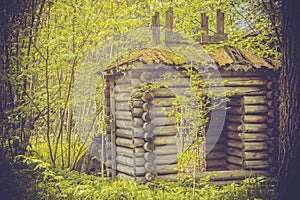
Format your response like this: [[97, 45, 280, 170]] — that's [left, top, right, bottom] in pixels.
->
[[1, 155, 276, 200]]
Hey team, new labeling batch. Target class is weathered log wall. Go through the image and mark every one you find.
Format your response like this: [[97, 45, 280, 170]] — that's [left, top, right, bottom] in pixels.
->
[[104, 62, 279, 182], [205, 69, 279, 174], [111, 63, 183, 182]]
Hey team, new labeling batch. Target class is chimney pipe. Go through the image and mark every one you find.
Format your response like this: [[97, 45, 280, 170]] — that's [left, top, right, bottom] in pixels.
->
[[216, 9, 224, 34], [152, 12, 160, 45]]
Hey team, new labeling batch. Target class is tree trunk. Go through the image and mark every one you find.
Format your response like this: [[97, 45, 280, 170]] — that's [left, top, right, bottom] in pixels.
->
[[278, 1, 300, 199]]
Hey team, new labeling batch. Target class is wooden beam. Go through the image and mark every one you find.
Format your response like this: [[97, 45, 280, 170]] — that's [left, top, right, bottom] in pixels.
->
[[110, 79, 116, 179]]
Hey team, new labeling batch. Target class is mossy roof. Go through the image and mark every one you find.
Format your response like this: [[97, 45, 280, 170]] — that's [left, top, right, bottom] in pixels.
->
[[101, 44, 279, 75]]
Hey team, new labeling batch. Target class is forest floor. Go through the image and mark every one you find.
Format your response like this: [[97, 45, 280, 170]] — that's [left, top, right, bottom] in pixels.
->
[[0, 155, 276, 200]]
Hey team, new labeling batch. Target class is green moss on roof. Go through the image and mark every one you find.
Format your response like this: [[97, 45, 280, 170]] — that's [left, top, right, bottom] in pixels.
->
[[105, 46, 187, 72], [102, 44, 279, 75]]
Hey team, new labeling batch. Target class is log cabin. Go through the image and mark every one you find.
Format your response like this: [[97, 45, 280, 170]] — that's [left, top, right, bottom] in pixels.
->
[[96, 9, 280, 184]]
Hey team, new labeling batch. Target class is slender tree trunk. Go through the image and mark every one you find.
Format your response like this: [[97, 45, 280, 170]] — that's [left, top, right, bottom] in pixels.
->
[[277, 1, 300, 199]]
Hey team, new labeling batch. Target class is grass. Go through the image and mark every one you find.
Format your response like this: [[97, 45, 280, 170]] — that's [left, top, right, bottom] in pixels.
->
[[1, 155, 277, 200]]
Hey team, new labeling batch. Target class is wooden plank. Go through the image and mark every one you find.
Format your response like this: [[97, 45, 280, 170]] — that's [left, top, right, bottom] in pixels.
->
[[206, 160, 227, 168], [116, 155, 145, 166], [116, 129, 133, 138], [151, 98, 175, 107], [117, 163, 146, 176], [131, 99, 143, 107], [149, 106, 174, 117], [132, 128, 145, 138], [118, 172, 147, 183], [133, 117, 143, 127], [130, 77, 143, 88], [116, 146, 145, 157], [153, 88, 175, 97], [115, 102, 130, 111], [223, 78, 267, 87], [244, 160, 270, 169], [225, 123, 241, 132], [244, 105, 269, 114], [115, 92, 131, 102], [154, 135, 176, 145], [244, 151, 269, 160], [110, 79, 116, 179], [226, 164, 242, 170], [116, 120, 132, 129], [115, 73, 131, 84], [244, 96, 268, 105], [230, 87, 266, 96], [227, 139, 243, 149], [226, 155, 243, 166], [220, 71, 265, 77], [244, 142, 268, 151], [227, 107, 243, 115], [206, 151, 227, 160], [114, 84, 131, 93], [196, 170, 269, 181], [156, 154, 178, 164], [153, 125, 178, 136], [152, 116, 176, 126], [116, 137, 145, 148], [156, 164, 178, 175], [115, 111, 132, 120], [228, 105, 268, 114], [157, 170, 270, 182], [154, 145, 178, 155], [241, 123, 268, 133], [244, 115, 268, 123], [226, 131, 242, 141], [241, 133, 268, 142], [226, 114, 267, 123], [116, 128, 144, 139], [227, 147, 243, 158]]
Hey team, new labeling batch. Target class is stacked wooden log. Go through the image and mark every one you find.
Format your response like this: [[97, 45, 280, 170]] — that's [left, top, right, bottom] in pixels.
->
[[265, 71, 280, 175], [114, 70, 147, 182], [204, 70, 279, 173], [112, 63, 181, 182], [104, 60, 279, 181], [150, 87, 179, 180]]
